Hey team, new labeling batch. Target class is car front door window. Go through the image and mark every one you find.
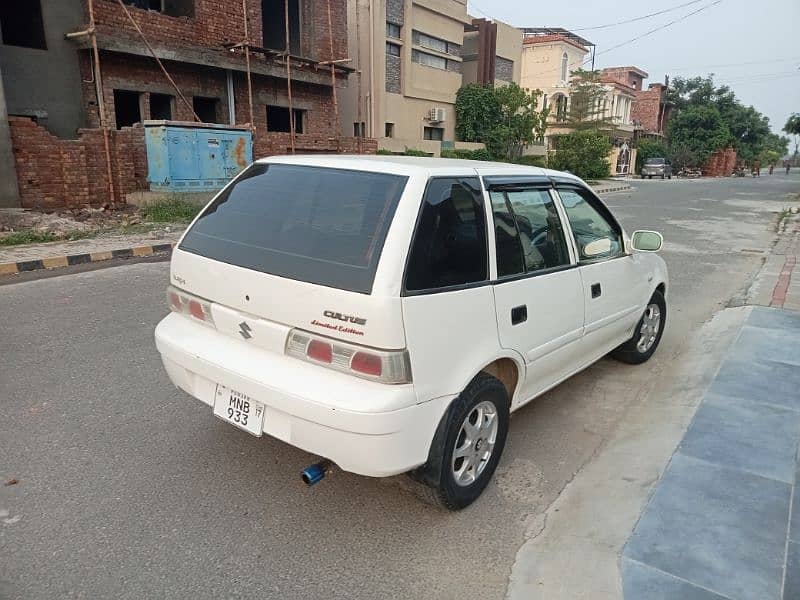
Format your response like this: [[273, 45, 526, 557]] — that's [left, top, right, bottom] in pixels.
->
[[489, 188, 571, 276], [557, 187, 624, 261]]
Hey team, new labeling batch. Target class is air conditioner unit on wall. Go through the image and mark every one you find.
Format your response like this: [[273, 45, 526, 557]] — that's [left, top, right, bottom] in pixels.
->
[[428, 107, 446, 123]]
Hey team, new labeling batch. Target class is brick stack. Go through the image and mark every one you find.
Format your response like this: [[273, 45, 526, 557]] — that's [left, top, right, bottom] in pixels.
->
[[702, 147, 737, 177]]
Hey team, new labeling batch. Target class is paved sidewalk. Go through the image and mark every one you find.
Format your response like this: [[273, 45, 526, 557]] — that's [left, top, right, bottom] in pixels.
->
[[623, 306, 800, 600], [748, 212, 800, 310], [0, 229, 183, 275]]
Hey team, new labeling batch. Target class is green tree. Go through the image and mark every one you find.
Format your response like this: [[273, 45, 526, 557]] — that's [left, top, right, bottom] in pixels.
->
[[548, 131, 612, 179], [563, 69, 616, 132], [455, 83, 548, 161], [454, 84, 502, 143], [667, 105, 732, 166], [784, 113, 800, 157], [666, 75, 778, 163]]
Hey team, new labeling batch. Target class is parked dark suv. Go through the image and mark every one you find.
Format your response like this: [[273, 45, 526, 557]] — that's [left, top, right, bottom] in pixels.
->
[[641, 158, 672, 179]]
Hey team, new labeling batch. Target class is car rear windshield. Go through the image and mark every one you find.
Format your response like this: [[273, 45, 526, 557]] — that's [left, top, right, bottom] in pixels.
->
[[179, 163, 408, 293], [645, 158, 665, 165]]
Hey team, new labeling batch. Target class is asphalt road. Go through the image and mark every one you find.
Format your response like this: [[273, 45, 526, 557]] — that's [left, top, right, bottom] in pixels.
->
[[2, 172, 798, 600]]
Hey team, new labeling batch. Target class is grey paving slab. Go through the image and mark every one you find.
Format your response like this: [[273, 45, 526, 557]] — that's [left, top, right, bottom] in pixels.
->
[[726, 325, 800, 366], [785, 542, 800, 600], [748, 306, 800, 332], [710, 356, 800, 412], [624, 453, 791, 600], [679, 392, 800, 483], [621, 559, 730, 600]]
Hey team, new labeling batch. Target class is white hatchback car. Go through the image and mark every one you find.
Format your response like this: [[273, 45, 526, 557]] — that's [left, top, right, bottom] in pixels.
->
[[155, 155, 667, 509]]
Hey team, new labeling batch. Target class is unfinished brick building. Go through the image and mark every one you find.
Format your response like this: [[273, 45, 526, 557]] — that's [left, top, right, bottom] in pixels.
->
[[1, 0, 373, 209]]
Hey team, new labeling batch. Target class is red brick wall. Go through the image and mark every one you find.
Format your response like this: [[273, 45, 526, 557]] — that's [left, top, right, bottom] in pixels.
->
[[9, 117, 145, 209], [703, 147, 737, 177], [90, 0, 347, 62], [9, 115, 374, 208], [85, 52, 344, 140], [632, 84, 664, 133]]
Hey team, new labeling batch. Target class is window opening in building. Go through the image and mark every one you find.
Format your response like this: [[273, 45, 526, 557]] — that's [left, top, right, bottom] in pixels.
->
[[114, 90, 142, 129], [193, 97, 219, 123], [0, 0, 47, 49], [149, 93, 173, 120], [560, 52, 568, 81], [386, 42, 400, 56], [122, 0, 194, 17], [385, 123, 394, 138], [262, 0, 300, 54], [423, 126, 443, 141], [353, 122, 365, 137], [386, 22, 400, 38], [267, 105, 304, 133]]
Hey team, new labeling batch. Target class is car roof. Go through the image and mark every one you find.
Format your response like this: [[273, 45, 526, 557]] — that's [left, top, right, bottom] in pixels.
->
[[258, 154, 582, 182]]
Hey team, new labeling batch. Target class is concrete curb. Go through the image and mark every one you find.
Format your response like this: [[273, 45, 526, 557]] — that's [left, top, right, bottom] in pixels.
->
[[595, 184, 632, 195], [0, 242, 175, 276]]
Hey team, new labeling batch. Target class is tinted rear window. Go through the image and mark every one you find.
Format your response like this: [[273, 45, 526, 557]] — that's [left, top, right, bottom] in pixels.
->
[[179, 164, 408, 293]]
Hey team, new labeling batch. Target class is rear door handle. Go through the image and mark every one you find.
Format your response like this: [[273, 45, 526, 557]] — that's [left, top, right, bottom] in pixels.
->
[[591, 283, 602, 298], [511, 305, 527, 325]]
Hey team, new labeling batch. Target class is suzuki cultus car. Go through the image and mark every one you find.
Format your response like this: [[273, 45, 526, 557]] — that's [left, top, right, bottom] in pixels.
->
[[155, 156, 667, 510]]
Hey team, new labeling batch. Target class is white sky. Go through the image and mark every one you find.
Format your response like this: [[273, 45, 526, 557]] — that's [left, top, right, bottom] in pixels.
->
[[467, 0, 800, 135]]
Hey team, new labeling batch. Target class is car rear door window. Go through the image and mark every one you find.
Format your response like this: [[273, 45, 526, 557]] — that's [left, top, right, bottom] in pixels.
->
[[179, 163, 407, 294], [404, 177, 488, 292], [556, 187, 624, 261], [490, 188, 571, 275]]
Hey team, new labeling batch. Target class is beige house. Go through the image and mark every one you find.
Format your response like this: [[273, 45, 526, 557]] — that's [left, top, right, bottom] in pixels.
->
[[340, 0, 469, 155], [520, 29, 593, 133], [339, 0, 522, 155]]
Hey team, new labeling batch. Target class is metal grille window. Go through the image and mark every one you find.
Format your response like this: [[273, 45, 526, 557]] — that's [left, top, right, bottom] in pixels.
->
[[386, 42, 401, 56], [386, 22, 401, 39]]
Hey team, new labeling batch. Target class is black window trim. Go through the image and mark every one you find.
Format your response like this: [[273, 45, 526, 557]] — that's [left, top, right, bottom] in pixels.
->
[[401, 175, 490, 297], [552, 180, 629, 264], [486, 180, 576, 282]]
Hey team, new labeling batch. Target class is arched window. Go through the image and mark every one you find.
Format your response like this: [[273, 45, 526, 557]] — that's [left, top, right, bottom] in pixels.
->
[[560, 52, 568, 82], [542, 94, 548, 110]]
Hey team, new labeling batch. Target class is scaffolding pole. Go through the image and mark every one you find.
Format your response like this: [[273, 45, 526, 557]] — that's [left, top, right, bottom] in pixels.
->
[[86, 0, 116, 205], [241, 0, 255, 133], [355, 0, 363, 153], [285, 0, 296, 153], [115, 0, 201, 123], [326, 0, 340, 152]]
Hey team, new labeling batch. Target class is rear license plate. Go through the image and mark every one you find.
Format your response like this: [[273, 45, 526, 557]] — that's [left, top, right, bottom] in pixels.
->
[[213, 385, 265, 436]]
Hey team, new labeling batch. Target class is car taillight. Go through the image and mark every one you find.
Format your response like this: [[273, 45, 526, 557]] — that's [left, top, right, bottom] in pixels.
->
[[285, 329, 411, 384], [166, 285, 215, 327]]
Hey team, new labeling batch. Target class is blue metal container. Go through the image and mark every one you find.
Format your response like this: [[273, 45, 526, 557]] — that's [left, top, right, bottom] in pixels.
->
[[144, 121, 253, 192]]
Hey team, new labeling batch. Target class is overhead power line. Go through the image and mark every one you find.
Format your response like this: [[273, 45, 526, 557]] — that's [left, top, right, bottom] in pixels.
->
[[569, 0, 706, 31], [593, 0, 723, 58]]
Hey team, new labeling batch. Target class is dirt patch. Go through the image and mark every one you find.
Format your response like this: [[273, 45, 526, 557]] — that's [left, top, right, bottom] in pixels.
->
[[0, 206, 180, 246]]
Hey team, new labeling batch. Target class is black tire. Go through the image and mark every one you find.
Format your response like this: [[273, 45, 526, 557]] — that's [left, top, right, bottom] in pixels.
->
[[661, 174, 665, 179], [409, 373, 510, 510], [668, 175, 672, 179], [648, 175, 653, 179], [611, 290, 666, 365], [641, 175, 645, 179]]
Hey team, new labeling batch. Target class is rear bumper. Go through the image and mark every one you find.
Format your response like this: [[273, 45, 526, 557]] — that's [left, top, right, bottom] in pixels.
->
[[154, 313, 452, 477]]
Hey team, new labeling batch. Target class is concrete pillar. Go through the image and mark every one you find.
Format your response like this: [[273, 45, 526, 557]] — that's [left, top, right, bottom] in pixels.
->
[[0, 65, 21, 208]]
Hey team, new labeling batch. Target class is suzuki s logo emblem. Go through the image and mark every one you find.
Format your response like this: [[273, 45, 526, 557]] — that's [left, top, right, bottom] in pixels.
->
[[238, 321, 253, 340]]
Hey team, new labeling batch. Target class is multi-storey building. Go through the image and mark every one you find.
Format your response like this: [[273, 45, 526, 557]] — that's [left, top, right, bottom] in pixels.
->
[[1, 0, 368, 208], [339, 0, 522, 155]]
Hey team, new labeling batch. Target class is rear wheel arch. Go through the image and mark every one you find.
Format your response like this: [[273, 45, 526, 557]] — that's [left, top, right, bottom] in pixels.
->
[[479, 357, 521, 404]]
